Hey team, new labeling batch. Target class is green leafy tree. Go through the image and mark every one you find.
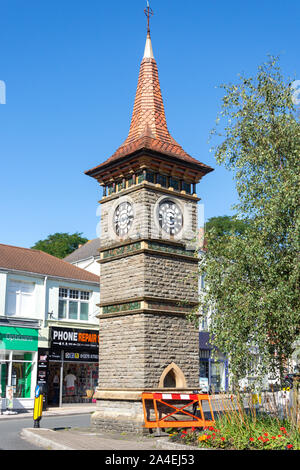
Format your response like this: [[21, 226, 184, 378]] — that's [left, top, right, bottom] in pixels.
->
[[31, 232, 88, 259], [205, 215, 249, 237], [198, 57, 300, 386]]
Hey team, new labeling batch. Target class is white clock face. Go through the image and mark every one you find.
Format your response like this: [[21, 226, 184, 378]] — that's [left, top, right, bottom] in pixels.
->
[[158, 199, 183, 235], [113, 202, 134, 237]]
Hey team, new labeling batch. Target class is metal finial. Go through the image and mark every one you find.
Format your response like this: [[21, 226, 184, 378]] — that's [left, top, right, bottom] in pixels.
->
[[144, 1, 154, 34]]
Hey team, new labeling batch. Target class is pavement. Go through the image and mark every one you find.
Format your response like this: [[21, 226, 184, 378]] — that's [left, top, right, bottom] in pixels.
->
[[0, 403, 97, 420], [20, 427, 184, 451], [1, 404, 194, 451]]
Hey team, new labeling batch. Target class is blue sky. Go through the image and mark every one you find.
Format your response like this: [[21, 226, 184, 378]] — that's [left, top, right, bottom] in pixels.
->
[[0, 0, 299, 248]]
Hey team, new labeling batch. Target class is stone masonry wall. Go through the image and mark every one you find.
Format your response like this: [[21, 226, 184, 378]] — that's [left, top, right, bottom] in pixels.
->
[[143, 313, 199, 389], [98, 313, 199, 390], [100, 253, 145, 304], [98, 314, 146, 389], [98, 183, 199, 393], [100, 251, 198, 305], [143, 252, 198, 303], [100, 185, 198, 248]]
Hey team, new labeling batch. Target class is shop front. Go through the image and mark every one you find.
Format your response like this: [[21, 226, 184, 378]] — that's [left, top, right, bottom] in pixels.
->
[[40, 326, 99, 407], [0, 325, 38, 411], [199, 332, 229, 393]]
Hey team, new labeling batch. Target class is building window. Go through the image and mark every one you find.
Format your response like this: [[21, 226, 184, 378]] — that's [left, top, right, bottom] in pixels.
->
[[58, 288, 90, 321], [6, 281, 35, 317], [201, 274, 205, 290], [127, 175, 134, 188], [0, 351, 34, 399], [136, 171, 145, 184], [117, 180, 125, 192], [200, 317, 208, 331], [107, 183, 115, 195], [145, 170, 155, 183], [200, 358, 209, 377], [182, 181, 191, 194], [169, 177, 180, 191], [156, 174, 167, 187]]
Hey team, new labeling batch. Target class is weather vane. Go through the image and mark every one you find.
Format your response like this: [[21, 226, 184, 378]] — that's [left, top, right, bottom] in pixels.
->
[[144, 0, 154, 34]]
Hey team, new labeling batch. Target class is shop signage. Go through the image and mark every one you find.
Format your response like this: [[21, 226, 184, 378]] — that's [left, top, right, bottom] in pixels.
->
[[64, 351, 99, 363], [50, 327, 99, 351], [199, 377, 209, 392], [6, 386, 14, 409], [0, 327, 38, 351], [37, 348, 50, 386], [41, 348, 98, 364]]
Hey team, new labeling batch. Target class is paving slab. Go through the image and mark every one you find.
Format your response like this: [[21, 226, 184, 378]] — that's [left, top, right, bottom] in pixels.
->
[[20, 427, 174, 451]]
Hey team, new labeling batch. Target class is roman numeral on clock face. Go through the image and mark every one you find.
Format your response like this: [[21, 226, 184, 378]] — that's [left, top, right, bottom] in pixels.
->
[[114, 202, 134, 236], [158, 199, 183, 235]]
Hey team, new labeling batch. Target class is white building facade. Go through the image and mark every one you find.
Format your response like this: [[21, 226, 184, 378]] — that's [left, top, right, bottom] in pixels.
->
[[64, 239, 100, 276], [0, 244, 100, 412]]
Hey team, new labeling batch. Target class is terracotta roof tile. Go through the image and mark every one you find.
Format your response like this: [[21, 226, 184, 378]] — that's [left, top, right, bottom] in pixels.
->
[[0, 244, 100, 284], [86, 39, 214, 177]]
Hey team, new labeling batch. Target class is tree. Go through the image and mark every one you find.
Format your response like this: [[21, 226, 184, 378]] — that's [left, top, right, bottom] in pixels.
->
[[205, 215, 249, 237], [31, 232, 88, 259], [198, 57, 300, 386]]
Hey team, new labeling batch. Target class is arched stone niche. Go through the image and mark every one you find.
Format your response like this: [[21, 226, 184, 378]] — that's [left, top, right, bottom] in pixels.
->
[[158, 362, 187, 389]]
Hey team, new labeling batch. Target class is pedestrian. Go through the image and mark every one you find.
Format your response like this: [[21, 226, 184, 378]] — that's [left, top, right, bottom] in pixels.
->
[[64, 370, 77, 397]]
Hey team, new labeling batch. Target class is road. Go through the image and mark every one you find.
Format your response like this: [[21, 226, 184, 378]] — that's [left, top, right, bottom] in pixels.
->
[[0, 396, 247, 450], [0, 414, 91, 450]]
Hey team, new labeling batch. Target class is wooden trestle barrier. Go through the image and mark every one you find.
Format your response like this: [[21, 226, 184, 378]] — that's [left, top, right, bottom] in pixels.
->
[[142, 392, 215, 430]]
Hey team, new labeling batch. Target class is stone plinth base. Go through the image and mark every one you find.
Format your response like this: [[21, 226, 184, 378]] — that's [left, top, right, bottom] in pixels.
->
[[91, 389, 197, 434], [91, 400, 145, 434], [91, 390, 145, 433]]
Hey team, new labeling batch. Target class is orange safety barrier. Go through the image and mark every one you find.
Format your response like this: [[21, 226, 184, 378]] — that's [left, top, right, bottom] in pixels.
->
[[142, 392, 215, 429]]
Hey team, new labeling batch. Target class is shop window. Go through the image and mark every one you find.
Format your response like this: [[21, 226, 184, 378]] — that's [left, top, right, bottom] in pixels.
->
[[6, 280, 35, 317], [200, 359, 209, 378], [211, 361, 225, 392], [58, 288, 90, 321], [199, 349, 210, 359], [48, 362, 99, 405], [0, 351, 34, 399]]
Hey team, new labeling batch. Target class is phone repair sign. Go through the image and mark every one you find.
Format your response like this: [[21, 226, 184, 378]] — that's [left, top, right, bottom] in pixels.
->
[[50, 327, 99, 351]]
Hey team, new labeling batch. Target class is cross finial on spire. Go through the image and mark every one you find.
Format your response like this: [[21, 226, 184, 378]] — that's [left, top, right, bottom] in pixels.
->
[[144, 0, 154, 35]]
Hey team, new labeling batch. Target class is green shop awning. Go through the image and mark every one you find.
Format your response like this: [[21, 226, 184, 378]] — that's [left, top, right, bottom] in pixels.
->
[[0, 326, 38, 351]]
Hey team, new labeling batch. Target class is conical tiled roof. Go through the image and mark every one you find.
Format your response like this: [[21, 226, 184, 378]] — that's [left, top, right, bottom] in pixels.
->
[[86, 33, 213, 176]]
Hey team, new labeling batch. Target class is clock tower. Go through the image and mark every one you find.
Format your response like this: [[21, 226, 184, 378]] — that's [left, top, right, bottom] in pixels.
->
[[85, 6, 213, 432]]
